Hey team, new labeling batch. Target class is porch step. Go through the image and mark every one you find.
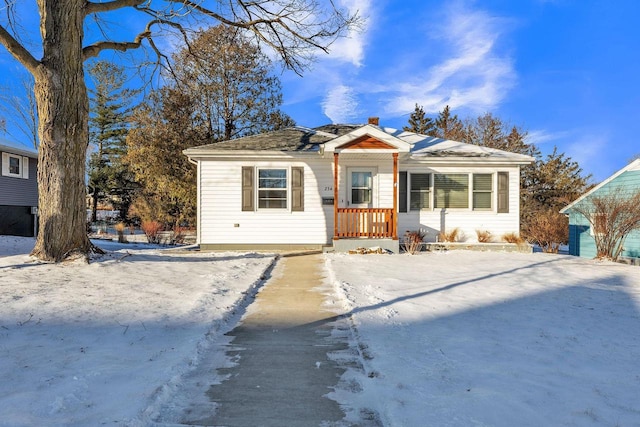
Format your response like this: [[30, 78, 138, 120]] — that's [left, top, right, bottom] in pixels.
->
[[332, 238, 399, 254]]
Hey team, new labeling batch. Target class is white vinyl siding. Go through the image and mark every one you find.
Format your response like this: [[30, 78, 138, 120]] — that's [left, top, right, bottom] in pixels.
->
[[199, 159, 333, 245], [398, 165, 522, 243], [196, 155, 523, 246]]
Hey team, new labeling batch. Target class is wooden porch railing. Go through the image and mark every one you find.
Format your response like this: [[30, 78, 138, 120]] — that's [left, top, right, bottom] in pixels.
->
[[335, 208, 396, 239]]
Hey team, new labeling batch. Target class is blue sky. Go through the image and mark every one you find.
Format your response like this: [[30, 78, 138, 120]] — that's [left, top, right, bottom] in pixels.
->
[[278, 0, 640, 182], [0, 1, 638, 183]]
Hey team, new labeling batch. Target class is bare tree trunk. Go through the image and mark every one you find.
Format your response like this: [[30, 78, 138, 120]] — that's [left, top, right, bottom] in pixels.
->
[[30, 0, 92, 262]]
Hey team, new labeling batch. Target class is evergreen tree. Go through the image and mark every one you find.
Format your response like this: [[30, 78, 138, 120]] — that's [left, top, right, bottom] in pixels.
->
[[433, 105, 465, 140], [126, 89, 201, 226], [409, 105, 591, 241], [87, 61, 138, 223], [404, 104, 435, 135]]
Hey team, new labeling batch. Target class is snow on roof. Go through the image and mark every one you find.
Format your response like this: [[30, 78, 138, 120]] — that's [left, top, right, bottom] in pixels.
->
[[183, 124, 536, 164], [0, 136, 37, 157]]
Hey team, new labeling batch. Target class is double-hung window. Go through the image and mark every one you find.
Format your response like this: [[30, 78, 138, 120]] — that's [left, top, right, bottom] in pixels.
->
[[410, 173, 430, 210], [242, 166, 304, 211], [258, 169, 287, 209], [472, 174, 493, 210], [1, 152, 29, 179]]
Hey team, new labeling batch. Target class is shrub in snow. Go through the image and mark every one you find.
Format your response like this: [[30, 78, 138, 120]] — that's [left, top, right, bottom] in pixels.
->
[[476, 230, 493, 243], [438, 228, 462, 243], [571, 187, 640, 261], [524, 209, 567, 253], [141, 220, 163, 244], [402, 230, 426, 254], [502, 232, 525, 244]]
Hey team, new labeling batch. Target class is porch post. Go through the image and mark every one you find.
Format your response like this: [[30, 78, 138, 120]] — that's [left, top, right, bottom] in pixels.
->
[[392, 152, 398, 240], [333, 152, 339, 240]]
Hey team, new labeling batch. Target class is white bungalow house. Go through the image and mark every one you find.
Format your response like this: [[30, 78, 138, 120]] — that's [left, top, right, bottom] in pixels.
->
[[183, 119, 534, 252]]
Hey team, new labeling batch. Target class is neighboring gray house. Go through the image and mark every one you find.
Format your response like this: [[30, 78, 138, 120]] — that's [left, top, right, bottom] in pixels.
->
[[0, 138, 38, 237]]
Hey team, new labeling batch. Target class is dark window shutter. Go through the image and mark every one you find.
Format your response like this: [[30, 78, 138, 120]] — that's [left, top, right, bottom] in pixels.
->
[[291, 167, 304, 212], [242, 167, 255, 211], [399, 171, 408, 213], [497, 172, 509, 213]]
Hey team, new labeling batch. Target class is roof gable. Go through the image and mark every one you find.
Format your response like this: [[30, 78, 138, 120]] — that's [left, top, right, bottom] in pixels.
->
[[560, 159, 640, 213], [336, 135, 397, 150], [323, 125, 412, 153]]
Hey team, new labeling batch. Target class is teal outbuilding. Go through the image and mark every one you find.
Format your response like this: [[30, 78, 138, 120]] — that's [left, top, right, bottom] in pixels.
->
[[560, 159, 640, 261]]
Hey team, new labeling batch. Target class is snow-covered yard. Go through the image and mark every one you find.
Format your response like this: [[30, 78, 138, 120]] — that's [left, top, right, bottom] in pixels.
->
[[1, 236, 639, 426], [326, 251, 640, 426], [0, 237, 275, 426]]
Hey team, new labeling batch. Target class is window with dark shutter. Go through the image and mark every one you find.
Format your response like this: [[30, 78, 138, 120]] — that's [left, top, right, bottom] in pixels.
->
[[241, 166, 255, 211], [497, 172, 509, 213], [399, 171, 407, 213], [291, 167, 304, 211]]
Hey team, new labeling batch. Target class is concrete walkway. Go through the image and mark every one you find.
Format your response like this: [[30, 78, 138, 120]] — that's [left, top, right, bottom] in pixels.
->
[[181, 253, 350, 427]]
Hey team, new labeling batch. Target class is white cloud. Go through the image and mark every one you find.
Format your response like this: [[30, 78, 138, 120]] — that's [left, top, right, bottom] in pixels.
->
[[322, 84, 361, 123], [526, 129, 571, 146], [384, 3, 516, 116], [325, 0, 372, 66]]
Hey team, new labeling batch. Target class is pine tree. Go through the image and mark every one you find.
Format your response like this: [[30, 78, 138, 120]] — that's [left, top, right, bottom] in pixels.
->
[[433, 105, 465, 140], [87, 61, 138, 223], [409, 104, 591, 241], [403, 104, 435, 135]]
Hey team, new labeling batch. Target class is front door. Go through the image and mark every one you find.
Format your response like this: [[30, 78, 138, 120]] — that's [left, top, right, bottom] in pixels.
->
[[348, 168, 376, 208]]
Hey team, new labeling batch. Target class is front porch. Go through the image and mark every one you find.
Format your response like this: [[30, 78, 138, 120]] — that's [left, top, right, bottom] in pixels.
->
[[335, 208, 396, 238], [330, 146, 401, 252], [331, 207, 399, 253]]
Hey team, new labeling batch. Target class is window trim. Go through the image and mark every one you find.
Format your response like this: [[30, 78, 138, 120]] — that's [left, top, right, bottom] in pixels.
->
[[257, 168, 288, 210], [399, 171, 508, 213], [434, 173, 470, 209], [242, 166, 305, 212], [1, 152, 29, 179], [409, 173, 431, 211], [472, 173, 493, 211]]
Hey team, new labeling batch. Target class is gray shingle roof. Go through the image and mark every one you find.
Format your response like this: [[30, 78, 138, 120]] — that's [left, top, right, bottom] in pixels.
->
[[185, 126, 341, 152], [183, 123, 535, 164]]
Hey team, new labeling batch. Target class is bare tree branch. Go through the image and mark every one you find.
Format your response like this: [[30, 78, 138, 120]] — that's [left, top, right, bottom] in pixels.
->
[[0, 24, 39, 74], [85, 0, 147, 16]]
